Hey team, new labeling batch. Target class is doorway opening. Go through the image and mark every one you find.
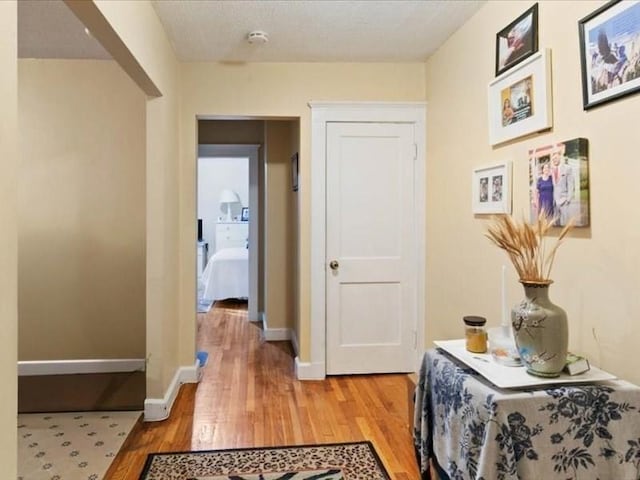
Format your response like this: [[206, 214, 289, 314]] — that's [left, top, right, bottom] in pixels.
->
[[194, 118, 300, 351], [196, 145, 257, 319]]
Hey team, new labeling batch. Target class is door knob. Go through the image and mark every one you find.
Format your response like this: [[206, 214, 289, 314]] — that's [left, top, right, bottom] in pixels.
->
[[329, 260, 339, 270]]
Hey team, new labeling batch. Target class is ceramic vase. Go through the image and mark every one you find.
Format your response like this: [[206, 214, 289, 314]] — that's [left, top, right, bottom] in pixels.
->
[[511, 281, 568, 377]]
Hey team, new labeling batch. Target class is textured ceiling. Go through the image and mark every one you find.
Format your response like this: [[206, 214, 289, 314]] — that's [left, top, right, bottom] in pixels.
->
[[17, 0, 485, 63], [152, 0, 485, 62]]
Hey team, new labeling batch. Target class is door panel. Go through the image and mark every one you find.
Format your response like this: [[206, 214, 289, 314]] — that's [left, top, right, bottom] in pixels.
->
[[326, 122, 416, 374]]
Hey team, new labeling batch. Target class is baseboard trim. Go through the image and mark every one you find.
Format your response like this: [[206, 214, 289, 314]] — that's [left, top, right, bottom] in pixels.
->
[[294, 357, 325, 380], [263, 327, 291, 342], [144, 361, 199, 422], [18, 359, 146, 376], [261, 312, 292, 342]]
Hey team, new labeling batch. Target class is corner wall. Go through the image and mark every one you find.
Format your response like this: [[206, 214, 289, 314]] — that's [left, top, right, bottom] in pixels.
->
[[0, 0, 17, 476], [425, 1, 640, 385], [264, 120, 297, 332], [89, 0, 183, 399], [18, 59, 146, 361]]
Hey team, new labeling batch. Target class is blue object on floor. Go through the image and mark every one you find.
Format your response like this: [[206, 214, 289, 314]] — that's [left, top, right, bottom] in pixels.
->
[[196, 351, 209, 367]]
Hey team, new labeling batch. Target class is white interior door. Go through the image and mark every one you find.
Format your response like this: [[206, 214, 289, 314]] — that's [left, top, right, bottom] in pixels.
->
[[326, 122, 416, 375]]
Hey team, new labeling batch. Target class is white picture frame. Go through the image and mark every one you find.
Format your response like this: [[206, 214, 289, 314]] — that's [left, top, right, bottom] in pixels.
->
[[472, 162, 512, 214], [488, 48, 553, 146]]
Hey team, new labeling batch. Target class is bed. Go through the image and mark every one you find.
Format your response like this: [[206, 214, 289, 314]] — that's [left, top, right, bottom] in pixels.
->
[[200, 247, 249, 301]]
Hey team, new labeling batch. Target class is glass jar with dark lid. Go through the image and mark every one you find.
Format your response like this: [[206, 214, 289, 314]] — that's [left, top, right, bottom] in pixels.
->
[[463, 316, 487, 353]]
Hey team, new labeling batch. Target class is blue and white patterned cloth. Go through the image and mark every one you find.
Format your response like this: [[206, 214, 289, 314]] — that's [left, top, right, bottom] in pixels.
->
[[413, 349, 640, 480]]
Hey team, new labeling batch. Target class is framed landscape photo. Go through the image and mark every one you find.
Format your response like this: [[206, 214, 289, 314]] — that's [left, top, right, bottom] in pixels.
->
[[488, 48, 553, 146], [496, 3, 539, 76], [579, 0, 640, 110], [527, 138, 590, 227], [472, 162, 512, 214]]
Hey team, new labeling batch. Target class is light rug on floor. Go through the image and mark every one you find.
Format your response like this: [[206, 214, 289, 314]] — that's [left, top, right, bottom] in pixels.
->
[[18, 410, 141, 480], [139, 441, 390, 480]]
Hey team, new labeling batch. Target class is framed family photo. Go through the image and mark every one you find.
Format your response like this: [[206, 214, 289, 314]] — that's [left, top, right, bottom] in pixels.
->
[[472, 162, 512, 214], [496, 3, 539, 76], [528, 138, 590, 227], [488, 49, 553, 146], [579, 0, 640, 110]]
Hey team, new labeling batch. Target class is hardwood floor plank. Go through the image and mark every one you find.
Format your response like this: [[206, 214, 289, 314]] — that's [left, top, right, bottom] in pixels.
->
[[105, 300, 421, 479]]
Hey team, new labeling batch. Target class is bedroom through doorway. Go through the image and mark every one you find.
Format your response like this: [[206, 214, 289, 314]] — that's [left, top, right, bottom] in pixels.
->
[[196, 145, 255, 317]]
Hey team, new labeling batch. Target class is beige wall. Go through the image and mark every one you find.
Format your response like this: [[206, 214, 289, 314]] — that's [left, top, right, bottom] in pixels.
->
[[92, 0, 182, 397], [289, 122, 301, 344], [264, 120, 296, 331], [0, 1, 17, 476], [199, 120, 265, 145], [425, 0, 640, 385], [18, 59, 146, 360], [180, 62, 426, 361]]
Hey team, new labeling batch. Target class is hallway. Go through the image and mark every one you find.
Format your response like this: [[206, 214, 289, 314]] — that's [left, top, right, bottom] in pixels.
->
[[105, 301, 421, 479]]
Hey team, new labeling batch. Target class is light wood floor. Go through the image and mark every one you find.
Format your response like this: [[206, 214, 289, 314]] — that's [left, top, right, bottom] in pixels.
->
[[105, 300, 421, 479]]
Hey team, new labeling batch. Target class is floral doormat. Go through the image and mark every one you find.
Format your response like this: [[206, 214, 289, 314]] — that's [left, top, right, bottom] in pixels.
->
[[139, 441, 390, 480]]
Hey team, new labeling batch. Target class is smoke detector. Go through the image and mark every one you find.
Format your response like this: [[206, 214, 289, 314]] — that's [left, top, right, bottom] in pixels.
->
[[247, 30, 269, 45]]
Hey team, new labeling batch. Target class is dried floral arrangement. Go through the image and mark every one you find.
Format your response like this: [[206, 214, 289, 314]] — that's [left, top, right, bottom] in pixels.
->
[[485, 213, 574, 283]]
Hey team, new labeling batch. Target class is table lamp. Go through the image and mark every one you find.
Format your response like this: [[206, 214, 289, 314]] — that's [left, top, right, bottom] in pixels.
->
[[219, 189, 240, 222]]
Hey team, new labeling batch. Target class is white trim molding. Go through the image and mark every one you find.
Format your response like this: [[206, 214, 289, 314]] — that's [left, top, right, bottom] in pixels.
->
[[294, 357, 326, 380], [144, 362, 200, 422], [261, 313, 292, 342], [18, 358, 145, 376], [309, 101, 427, 379]]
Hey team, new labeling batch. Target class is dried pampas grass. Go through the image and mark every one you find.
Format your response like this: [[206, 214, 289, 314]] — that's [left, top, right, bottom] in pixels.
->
[[485, 213, 574, 283]]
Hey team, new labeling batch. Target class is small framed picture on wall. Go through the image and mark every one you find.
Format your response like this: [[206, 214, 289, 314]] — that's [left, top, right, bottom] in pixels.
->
[[472, 162, 512, 215], [528, 138, 589, 227], [578, 0, 640, 109], [495, 3, 539, 76], [488, 49, 553, 146]]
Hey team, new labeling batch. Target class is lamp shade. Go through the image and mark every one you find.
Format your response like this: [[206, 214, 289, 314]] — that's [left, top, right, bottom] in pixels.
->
[[219, 189, 240, 205], [219, 189, 241, 221]]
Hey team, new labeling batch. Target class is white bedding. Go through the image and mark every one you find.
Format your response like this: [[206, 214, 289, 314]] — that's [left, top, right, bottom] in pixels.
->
[[201, 247, 248, 301]]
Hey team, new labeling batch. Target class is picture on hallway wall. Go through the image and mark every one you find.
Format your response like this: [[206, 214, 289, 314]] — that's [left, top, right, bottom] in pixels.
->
[[579, 0, 640, 110], [528, 138, 590, 227], [488, 49, 552, 146], [472, 162, 512, 214], [496, 3, 539, 76]]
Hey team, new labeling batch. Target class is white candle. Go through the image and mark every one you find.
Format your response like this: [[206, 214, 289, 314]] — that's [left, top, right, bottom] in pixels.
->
[[501, 265, 508, 327]]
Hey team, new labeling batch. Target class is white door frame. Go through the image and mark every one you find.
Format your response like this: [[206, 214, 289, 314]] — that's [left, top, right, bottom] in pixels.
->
[[197, 144, 260, 322], [304, 102, 427, 380]]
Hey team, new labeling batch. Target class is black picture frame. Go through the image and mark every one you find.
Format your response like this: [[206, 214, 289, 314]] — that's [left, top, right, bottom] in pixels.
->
[[495, 3, 539, 76], [291, 152, 299, 192], [578, 0, 640, 110], [241, 207, 249, 222]]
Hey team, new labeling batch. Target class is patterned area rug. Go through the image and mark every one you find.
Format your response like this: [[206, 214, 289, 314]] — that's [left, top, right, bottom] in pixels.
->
[[18, 410, 141, 480], [139, 441, 390, 480]]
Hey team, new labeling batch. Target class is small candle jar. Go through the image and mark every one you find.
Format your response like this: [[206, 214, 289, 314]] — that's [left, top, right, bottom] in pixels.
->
[[464, 316, 487, 353]]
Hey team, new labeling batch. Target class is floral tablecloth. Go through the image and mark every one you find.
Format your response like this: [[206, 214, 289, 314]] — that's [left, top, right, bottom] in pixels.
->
[[413, 348, 640, 480]]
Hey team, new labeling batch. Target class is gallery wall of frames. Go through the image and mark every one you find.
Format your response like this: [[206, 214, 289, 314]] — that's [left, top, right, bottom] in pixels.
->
[[473, 0, 640, 227]]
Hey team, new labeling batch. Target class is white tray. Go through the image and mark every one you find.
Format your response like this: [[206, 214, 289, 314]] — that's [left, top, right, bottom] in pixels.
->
[[434, 339, 617, 389]]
